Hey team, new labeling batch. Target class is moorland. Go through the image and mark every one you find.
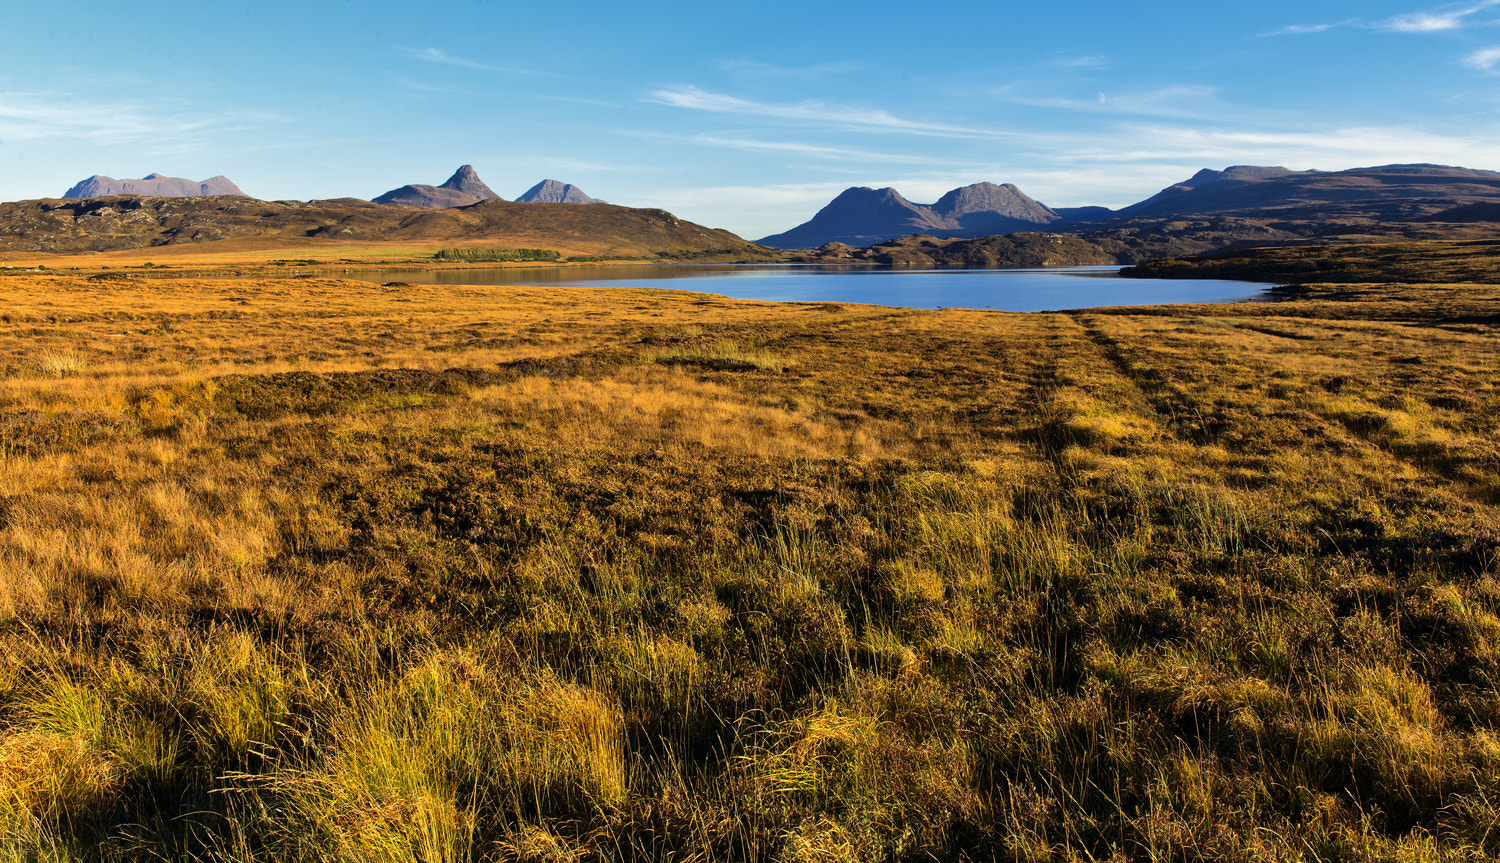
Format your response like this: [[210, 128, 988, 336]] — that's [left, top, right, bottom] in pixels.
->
[[0, 244, 1498, 861], [1125, 238, 1500, 287]]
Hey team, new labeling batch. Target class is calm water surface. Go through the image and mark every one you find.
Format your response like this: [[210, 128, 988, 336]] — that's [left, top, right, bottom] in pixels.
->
[[343, 264, 1265, 312]]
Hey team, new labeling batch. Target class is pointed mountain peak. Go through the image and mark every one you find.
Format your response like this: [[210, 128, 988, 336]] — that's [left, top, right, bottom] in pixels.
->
[[439, 165, 498, 197], [375, 165, 502, 208], [441, 165, 477, 186], [515, 179, 602, 204]]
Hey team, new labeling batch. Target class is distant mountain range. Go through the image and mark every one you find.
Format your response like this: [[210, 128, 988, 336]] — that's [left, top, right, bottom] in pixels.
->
[[60, 166, 605, 210], [758, 164, 1500, 249], [374, 169, 604, 208], [36, 162, 1500, 261], [63, 173, 246, 199]]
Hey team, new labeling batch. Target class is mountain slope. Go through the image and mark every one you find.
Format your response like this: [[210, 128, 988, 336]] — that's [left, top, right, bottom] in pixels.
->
[[372, 165, 502, 208], [63, 173, 246, 198], [515, 180, 602, 204]]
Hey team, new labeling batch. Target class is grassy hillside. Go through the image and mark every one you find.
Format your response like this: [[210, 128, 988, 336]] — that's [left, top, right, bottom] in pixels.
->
[[0, 273, 1498, 860], [0, 195, 774, 262]]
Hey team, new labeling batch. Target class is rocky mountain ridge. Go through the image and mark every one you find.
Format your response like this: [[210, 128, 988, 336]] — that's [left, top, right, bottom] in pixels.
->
[[63, 173, 246, 199]]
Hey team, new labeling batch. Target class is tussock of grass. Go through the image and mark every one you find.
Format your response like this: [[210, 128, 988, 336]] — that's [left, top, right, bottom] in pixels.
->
[[0, 273, 1497, 859], [34, 351, 84, 378]]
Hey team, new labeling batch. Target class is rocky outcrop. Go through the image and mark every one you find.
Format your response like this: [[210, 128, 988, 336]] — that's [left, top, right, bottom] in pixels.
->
[[515, 180, 602, 204], [372, 165, 502, 208], [63, 173, 246, 198]]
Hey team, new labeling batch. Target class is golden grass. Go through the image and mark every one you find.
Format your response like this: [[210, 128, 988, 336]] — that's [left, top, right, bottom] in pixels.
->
[[0, 272, 1496, 859]]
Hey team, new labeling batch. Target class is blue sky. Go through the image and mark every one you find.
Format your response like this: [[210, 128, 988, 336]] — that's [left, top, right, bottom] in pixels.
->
[[4, 0, 1500, 239]]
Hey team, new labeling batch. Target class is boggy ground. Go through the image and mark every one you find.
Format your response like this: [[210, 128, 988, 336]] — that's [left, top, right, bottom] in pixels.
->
[[0, 272, 1498, 861]]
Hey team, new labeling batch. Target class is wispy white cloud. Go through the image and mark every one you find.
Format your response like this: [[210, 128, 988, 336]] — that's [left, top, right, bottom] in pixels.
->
[[1465, 45, 1500, 69], [1053, 55, 1109, 68], [400, 47, 551, 76], [647, 86, 1019, 140], [641, 115, 1500, 238], [1378, 0, 1500, 32], [1267, 3, 1500, 36], [720, 59, 861, 80], [385, 74, 468, 94], [403, 47, 499, 70], [0, 92, 276, 144], [511, 156, 654, 174], [1043, 123, 1500, 174], [1263, 21, 1345, 36], [524, 93, 621, 109], [688, 134, 969, 165], [994, 84, 1224, 120]]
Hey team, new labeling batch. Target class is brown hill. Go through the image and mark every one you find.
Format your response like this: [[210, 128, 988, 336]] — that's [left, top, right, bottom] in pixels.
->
[[0, 194, 769, 259]]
